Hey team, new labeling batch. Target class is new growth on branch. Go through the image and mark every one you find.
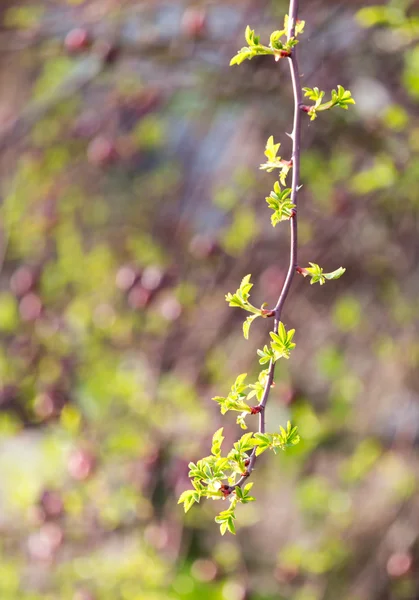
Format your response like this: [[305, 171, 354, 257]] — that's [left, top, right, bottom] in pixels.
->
[[179, 4, 355, 535]]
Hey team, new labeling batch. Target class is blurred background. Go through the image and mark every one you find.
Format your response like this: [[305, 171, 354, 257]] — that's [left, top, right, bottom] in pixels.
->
[[0, 0, 418, 599]]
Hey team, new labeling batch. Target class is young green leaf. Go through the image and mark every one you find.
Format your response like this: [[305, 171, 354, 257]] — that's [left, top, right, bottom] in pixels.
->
[[269, 322, 296, 360], [295, 19, 305, 35], [324, 266, 346, 280], [247, 369, 269, 402], [265, 135, 281, 162], [257, 344, 276, 365], [253, 433, 272, 456], [226, 274, 262, 316], [235, 483, 256, 504], [245, 25, 259, 46], [213, 373, 252, 415], [215, 508, 237, 536], [266, 182, 295, 225], [284, 14, 305, 37], [252, 422, 300, 456], [278, 421, 300, 447], [211, 427, 225, 457], [269, 29, 285, 50], [230, 26, 274, 66], [260, 137, 292, 181], [236, 411, 249, 430], [298, 263, 346, 285], [243, 313, 260, 339], [178, 489, 200, 513], [331, 85, 356, 109], [302, 85, 355, 120]]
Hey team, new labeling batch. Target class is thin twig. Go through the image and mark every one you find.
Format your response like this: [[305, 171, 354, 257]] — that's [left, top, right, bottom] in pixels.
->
[[233, 0, 302, 490]]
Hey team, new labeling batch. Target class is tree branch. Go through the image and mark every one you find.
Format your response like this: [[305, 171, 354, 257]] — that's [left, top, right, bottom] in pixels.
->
[[179, 1, 354, 533], [233, 0, 302, 490]]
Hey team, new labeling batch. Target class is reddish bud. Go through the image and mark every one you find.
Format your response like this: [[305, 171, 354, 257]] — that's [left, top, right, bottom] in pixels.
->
[[158, 295, 182, 322], [87, 136, 117, 166], [261, 308, 275, 318], [127, 285, 151, 309], [250, 405, 262, 415], [241, 470, 250, 477], [181, 7, 207, 39], [220, 484, 231, 496], [387, 552, 412, 578], [19, 293, 42, 321], [67, 449, 95, 481], [141, 265, 164, 291], [244, 459, 250, 467], [40, 490, 64, 519], [115, 265, 138, 291], [64, 28, 91, 53], [33, 392, 56, 420], [10, 266, 35, 297]]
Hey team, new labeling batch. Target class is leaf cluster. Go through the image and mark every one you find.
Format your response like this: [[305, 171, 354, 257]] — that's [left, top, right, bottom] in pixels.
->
[[257, 322, 296, 364], [178, 424, 297, 534], [302, 85, 356, 120], [299, 263, 346, 285], [266, 181, 295, 225], [225, 275, 271, 339], [260, 136, 292, 185], [179, 15, 356, 536], [230, 17, 305, 66], [213, 373, 252, 417], [213, 372, 267, 430], [253, 421, 300, 456]]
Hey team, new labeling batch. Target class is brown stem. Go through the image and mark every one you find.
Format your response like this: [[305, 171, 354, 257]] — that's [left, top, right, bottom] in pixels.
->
[[233, 0, 302, 492]]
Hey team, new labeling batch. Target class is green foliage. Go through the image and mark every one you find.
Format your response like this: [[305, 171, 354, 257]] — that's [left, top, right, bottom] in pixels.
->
[[178, 423, 296, 534], [225, 275, 270, 339], [242, 312, 260, 339], [257, 322, 296, 364], [302, 85, 355, 120], [266, 182, 295, 225], [225, 274, 256, 311], [213, 373, 252, 416], [230, 16, 305, 66], [247, 369, 269, 403], [260, 136, 292, 184], [181, 14, 354, 535], [270, 324, 296, 359], [0, 0, 396, 594], [214, 506, 237, 535], [253, 421, 300, 456], [299, 263, 346, 285]]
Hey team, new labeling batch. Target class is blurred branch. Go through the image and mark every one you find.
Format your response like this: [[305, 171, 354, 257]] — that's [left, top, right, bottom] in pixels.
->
[[0, 51, 109, 153]]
